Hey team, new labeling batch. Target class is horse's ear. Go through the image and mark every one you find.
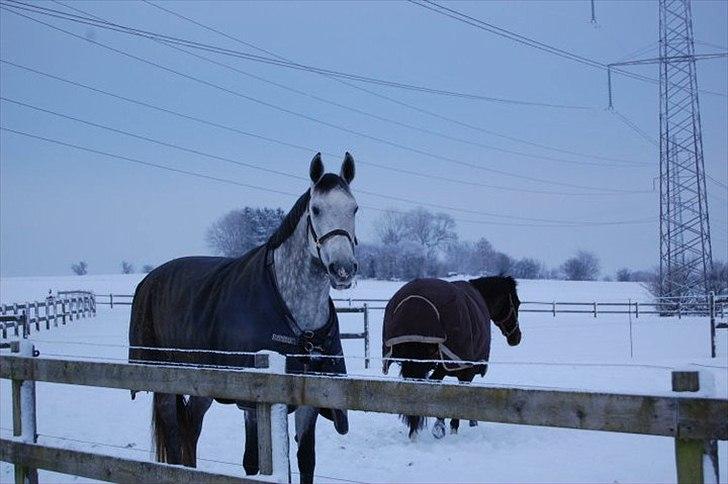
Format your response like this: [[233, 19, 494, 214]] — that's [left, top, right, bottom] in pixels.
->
[[340, 152, 355, 184], [310, 153, 324, 184]]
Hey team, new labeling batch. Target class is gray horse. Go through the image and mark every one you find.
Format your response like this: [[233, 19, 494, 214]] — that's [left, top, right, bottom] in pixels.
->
[[128, 153, 358, 483]]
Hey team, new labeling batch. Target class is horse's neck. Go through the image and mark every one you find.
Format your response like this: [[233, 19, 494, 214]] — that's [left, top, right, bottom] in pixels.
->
[[273, 214, 330, 331]]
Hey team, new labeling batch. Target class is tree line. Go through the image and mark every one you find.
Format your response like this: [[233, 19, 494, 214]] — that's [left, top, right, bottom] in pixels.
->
[[68, 204, 727, 296]]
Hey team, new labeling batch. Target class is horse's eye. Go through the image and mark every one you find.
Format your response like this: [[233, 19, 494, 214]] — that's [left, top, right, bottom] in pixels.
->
[[312, 206, 320, 216]]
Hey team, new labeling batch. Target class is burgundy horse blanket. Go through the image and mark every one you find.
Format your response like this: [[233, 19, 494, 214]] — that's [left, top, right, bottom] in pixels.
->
[[382, 278, 491, 374]]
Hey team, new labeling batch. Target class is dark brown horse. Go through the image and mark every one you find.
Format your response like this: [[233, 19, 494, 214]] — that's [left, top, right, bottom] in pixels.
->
[[382, 276, 522, 439]]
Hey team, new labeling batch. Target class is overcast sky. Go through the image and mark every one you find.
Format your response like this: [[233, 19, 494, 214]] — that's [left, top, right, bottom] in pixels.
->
[[1, 0, 726, 278]]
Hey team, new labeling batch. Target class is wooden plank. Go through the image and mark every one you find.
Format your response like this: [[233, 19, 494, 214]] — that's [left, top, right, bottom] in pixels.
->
[[256, 403, 273, 475], [2, 355, 726, 439], [0, 439, 257, 484], [675, 438, 703, 483]]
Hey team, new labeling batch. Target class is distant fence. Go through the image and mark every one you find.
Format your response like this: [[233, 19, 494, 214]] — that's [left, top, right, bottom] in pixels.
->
[[334, 293, 728, 319], [0, 292, 96, 339], [0, 347, 725, 483]]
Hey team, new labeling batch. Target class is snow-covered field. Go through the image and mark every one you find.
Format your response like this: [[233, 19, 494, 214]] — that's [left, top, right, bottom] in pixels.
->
[[1, 274, 726, 483]]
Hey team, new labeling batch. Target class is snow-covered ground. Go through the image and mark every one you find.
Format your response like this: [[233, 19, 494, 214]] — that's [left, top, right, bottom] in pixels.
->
[[1, 274, 726, 483]]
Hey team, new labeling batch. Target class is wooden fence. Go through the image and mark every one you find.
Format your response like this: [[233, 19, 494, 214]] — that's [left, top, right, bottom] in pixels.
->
[[0, 349, 725, 483], [0, 292, 96, 339]]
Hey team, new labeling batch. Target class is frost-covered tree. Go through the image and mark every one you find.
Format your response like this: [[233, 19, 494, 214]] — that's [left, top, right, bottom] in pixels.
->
[[616, 268, 632, 282], [512, 258, 545, 279], [142, 264, 155, 273], [561, 251, 600, 281], [121, 261, 134, 274], [71, 261, 88, 275], [206, 207, 285, 257]]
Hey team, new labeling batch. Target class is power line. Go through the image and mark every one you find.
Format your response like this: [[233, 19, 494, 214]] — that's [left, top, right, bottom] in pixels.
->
[[139, 0, 649, 167], [409, 0, 727, 99], [1, 60, 646, 198], [50, 2, 647, 171], [0, 126, 654, 228], [0, 99, 654, 226], [0, 0, 591, 110], [0, 8, 651, 195]]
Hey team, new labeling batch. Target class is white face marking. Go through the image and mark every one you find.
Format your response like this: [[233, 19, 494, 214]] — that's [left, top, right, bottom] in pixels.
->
[[308, 186, 358, 288]]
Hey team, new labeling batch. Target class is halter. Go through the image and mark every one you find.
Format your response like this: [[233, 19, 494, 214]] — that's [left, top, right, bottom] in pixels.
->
[[306, 211, 358, 263], [494, 293, 519, 338]]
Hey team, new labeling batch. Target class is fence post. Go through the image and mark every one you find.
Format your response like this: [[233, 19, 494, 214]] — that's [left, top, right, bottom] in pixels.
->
[[363, 303, 370, 370], [552, 301, 556, 317], [110, 293, 114, 309], [635, 301, 639, 319], [269, 353, 290, 483], [672, 370, 719, 484], [709, 292, 716, 359], [256, 351, 290, 482], [11, 340, 38, 484], [593, 302, 597, 318], [678, 300, 682, 319]]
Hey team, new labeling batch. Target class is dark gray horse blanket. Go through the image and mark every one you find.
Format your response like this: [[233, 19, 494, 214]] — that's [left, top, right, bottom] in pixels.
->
[[129, 244, 346, 424], [382, 278, 491, 374]]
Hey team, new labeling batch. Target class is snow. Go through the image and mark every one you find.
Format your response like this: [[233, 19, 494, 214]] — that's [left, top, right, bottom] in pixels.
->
[[1, 274, 727, 483]]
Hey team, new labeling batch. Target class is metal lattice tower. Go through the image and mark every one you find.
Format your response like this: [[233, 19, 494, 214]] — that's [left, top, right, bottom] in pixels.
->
[[658, 0, 713, 298]]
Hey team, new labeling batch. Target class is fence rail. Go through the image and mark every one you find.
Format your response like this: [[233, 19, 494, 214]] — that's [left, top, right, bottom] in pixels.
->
[[0, 352, 725, 483]]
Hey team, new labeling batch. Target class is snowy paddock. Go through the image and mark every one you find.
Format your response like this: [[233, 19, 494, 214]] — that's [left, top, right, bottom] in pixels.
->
[[1, 275, 726, 483]]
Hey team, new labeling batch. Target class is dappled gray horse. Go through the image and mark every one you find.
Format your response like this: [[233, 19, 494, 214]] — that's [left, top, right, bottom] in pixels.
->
[[128, 153, 358, 484]]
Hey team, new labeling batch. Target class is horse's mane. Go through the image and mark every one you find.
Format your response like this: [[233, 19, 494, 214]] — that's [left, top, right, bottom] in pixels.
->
[[267, 190, 310, 249], [468, 275, 517, 298]]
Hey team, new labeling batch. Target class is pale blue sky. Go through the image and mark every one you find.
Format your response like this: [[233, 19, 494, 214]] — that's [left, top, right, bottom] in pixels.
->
[[1, 0, 726, 277]]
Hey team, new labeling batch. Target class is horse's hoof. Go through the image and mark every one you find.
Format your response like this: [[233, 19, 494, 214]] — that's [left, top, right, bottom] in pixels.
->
[[469, 420, 478, 427], [450, 426, 458, 435], [432, 421, 446, 439], [409, 432, 418, 442]]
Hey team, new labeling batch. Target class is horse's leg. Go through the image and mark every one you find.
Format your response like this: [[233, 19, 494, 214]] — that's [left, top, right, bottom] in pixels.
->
[[183, 396, 213, 467], [429, 367, 447, 440], [152, 392, 183, 464], [243, 410, 259, 475], [452, 370, 478, 431], [295, 405, 319, 484]]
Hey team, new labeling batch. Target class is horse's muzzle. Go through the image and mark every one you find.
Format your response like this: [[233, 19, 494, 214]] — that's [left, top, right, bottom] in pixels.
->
[[507, 327, 522, 346]]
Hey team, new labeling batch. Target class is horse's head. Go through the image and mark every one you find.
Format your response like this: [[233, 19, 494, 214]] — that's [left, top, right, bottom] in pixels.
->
[[307, 153, 358, 289], [470, 276, 522, 346]]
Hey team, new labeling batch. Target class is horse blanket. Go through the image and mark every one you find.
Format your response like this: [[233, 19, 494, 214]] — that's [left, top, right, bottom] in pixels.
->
[[129, 243, 346, 423], [382, 278, 491, 374]]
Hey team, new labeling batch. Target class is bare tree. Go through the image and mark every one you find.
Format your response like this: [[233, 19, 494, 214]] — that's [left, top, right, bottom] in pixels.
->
[[402, 207, 457, 255], [142, 264, 155, 273], [708, 260, 728, 294], [375, 210, 407, 246], [207, 207, 285, 257], [121, 261, 134, 274], [71, 261, 88, 275], [616, 268, 632, 282], [561, 251, 600, 281], [512, 258, 545, 279]]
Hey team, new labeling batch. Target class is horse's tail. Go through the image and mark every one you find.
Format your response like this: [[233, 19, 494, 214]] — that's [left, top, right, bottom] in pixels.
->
[[152, 393, 168, 463], [152, 394, 197, 466], [394, 342, 437, 439]]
